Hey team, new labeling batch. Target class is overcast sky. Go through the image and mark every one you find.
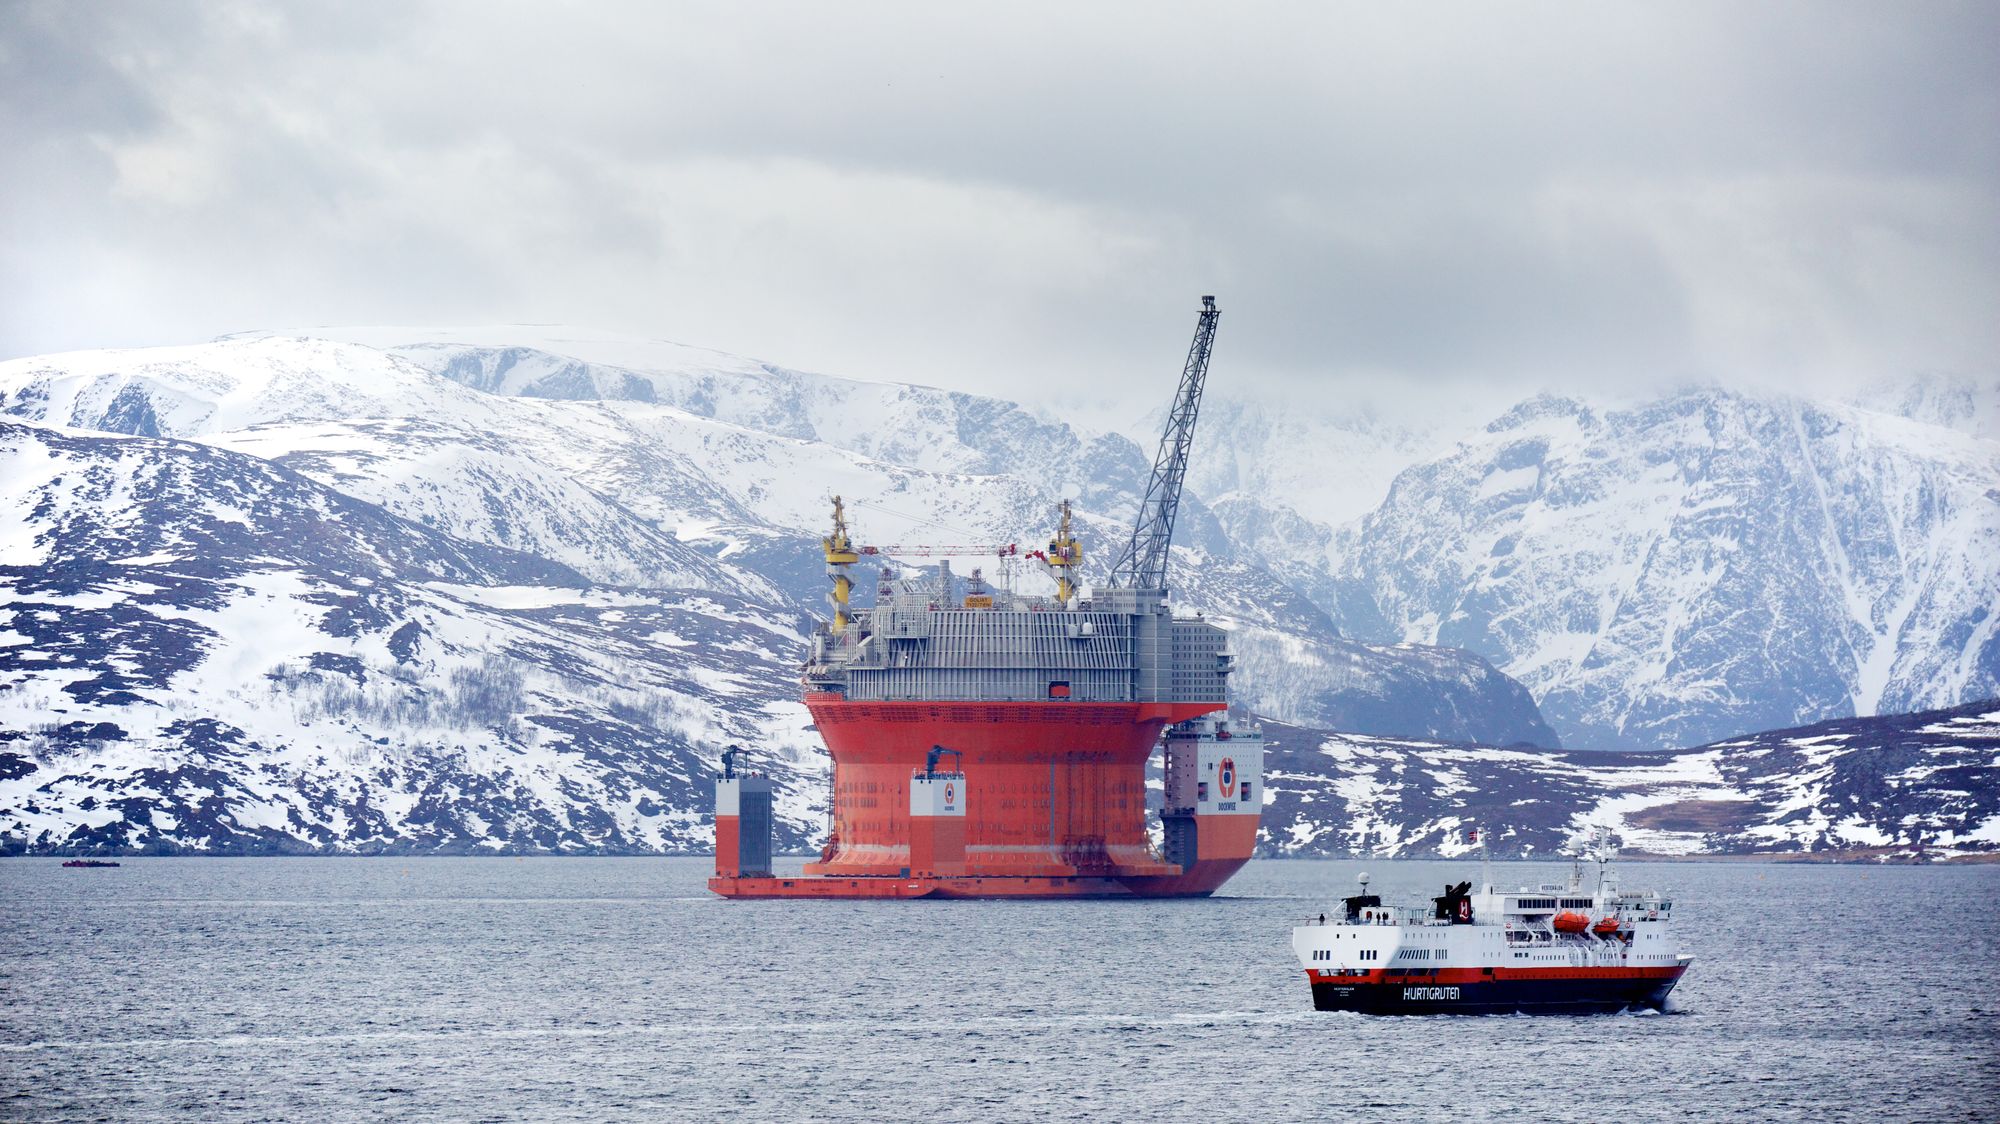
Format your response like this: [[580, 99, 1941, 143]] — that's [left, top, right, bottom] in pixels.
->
[[4, 1, 1995, 412]]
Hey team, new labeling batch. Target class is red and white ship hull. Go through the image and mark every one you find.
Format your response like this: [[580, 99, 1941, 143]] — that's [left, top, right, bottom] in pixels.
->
[[1293, 842, 1691, 1015], [1305, 964, 1689, 1015]]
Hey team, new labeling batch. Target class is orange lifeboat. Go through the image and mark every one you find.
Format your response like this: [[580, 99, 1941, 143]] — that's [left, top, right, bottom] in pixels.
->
[[1552, 910, 1591, 934], [1592, 916, 1621, 936]]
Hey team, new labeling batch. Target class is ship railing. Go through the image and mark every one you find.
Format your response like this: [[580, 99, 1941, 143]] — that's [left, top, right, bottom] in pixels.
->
[[1299, 911, 1446, 928]]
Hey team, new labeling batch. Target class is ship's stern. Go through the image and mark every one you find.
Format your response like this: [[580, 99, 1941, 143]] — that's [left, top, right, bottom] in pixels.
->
[[1124, 718, 1263, 896]]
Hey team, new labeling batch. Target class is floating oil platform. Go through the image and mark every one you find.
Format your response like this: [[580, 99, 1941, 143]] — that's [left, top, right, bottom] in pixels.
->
[[711, 296, 1264, 898]]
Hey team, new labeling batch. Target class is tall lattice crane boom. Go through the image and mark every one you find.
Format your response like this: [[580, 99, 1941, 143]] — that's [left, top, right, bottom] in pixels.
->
[[1110, 295, 1219, 591]]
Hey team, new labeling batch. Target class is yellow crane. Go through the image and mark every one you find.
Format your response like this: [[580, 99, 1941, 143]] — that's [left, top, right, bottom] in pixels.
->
[[823, 495, 860, 630], [818, 498, 1087, 616]]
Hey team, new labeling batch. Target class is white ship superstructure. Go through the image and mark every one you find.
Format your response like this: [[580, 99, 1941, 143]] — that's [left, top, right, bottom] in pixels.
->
[[1291, 828, 1693, 1014]]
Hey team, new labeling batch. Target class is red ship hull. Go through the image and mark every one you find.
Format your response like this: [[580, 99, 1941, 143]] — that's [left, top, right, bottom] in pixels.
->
[[709, 694, 1256, 899]]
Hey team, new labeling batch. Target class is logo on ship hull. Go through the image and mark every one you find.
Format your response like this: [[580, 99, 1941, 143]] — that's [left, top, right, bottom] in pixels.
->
[[1218, 757, 1237, 800]]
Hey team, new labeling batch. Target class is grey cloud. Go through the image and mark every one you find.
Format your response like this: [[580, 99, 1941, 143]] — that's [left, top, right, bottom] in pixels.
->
[[2, 0, 1995, 408]]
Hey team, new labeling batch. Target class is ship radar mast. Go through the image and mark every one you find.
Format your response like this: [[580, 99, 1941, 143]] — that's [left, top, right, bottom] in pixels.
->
[[1588, 825, 1619, 901], [1111, 295, 1220, 592], [824, 495, 860, 631]]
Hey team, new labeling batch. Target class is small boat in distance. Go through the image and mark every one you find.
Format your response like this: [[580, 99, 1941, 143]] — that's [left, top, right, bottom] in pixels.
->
[[1291, 827, 1692, 1015], [61, 859, 121, 868]]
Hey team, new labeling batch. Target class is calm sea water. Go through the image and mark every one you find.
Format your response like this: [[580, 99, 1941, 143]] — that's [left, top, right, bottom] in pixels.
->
[[2, 857, 1995, 1122]]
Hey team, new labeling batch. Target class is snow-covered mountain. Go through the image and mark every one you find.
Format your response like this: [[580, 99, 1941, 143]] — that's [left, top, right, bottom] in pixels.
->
[[375, 333, 1561, 745], [1124, 371, 2000, 754], [1328, 390, 2000, 749], [0, 330, 1563, 855], [0, 419, 825, 854], [1850, 371, 2000, 441], [1181, 392, 1490, 534], [2, 331, 1553, 746], [0, 337, 755, 593], [3, 327, 1992, 856], [1260, 698, 2000, 861]]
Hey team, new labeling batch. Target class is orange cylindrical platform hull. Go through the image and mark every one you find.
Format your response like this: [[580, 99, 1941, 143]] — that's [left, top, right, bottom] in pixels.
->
[[801, 696, 1217, 881], [707, 694, 1260, 898]]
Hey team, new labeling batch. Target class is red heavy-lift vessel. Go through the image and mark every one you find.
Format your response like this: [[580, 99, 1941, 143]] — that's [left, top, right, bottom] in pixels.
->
[[712, 296, 1264, 899]]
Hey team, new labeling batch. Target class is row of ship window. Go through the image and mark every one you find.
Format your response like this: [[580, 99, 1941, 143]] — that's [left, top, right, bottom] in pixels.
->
[[1310, 947, 1441, 962]]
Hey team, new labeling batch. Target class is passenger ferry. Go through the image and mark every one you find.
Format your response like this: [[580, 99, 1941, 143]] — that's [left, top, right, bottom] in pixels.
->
[[1292, 828, 1691, 1014]]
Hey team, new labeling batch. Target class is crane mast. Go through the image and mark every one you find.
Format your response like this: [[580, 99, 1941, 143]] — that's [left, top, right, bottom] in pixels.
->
[[1110, 295, 1220, 591]]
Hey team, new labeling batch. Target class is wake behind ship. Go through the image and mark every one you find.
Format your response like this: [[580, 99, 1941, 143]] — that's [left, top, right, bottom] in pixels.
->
[[710, 297, 1265, 899]]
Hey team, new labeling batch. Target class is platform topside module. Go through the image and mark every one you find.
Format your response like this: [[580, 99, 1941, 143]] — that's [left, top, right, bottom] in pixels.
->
[[710, 296, 1265, 899]]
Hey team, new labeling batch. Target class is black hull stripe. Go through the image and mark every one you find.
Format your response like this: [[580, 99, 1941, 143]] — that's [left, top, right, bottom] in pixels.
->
[[1311, 974, 1684, 1015]]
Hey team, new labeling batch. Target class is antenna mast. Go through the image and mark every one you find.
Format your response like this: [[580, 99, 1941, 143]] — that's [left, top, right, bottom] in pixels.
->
[[1111, 295, 1220, 591]]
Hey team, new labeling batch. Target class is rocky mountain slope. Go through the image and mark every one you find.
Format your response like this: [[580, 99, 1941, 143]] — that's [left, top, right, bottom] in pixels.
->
[[1258, 698, 2000, 861], [3, 328, 1993, 857], [0, 333, 1553, 749], [0, 331, 1556, 855], [1328, 390, 2000, 749], [0, 419, 826, 854]]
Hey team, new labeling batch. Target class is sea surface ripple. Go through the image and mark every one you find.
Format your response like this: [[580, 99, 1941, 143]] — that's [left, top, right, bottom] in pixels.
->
[[2, 857, 1995, 1121]]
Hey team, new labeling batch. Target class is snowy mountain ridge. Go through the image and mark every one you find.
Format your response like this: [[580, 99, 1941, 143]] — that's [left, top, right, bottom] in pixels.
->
[[3, 327, 1994, 857], [1, 333, 1554, 746], [1329, 388, 2000, 749], [1260, 699, 2000, 861], [0, 418, 826, 854]]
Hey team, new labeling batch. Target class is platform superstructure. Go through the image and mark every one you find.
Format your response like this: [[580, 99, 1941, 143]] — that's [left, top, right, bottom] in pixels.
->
[[1291, 828, 1693, 1014], [710, 296, 1265, 899]]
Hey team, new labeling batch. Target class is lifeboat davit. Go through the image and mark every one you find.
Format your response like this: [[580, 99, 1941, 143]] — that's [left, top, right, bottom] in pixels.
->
[[1552, 910, 1591, 934], [1592, 916, 1621, 936]]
